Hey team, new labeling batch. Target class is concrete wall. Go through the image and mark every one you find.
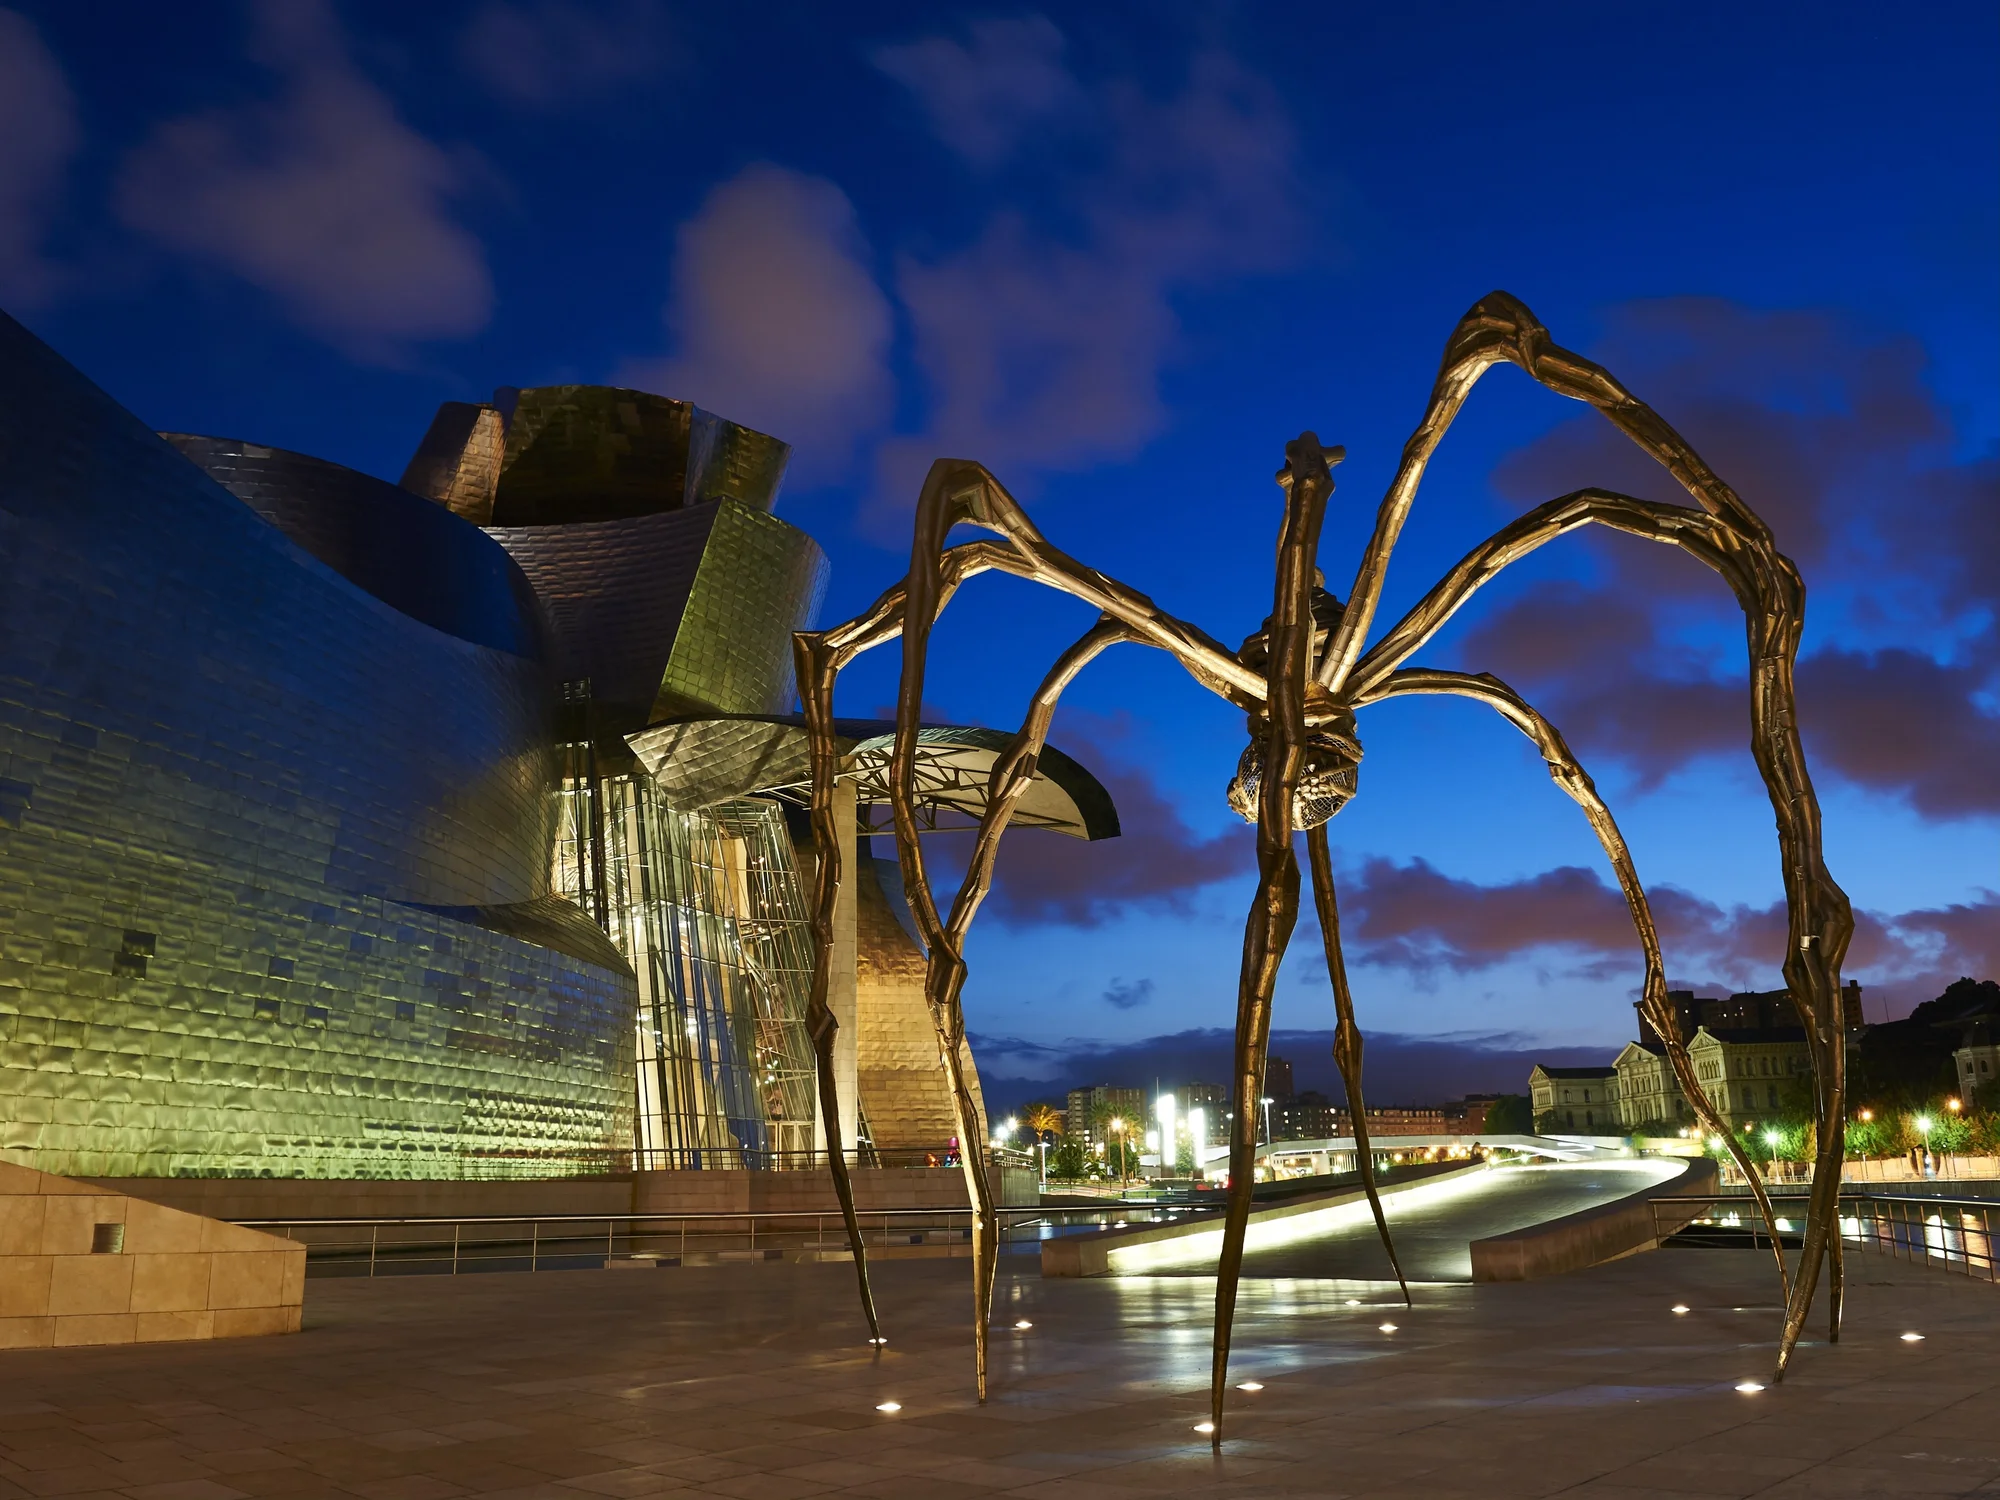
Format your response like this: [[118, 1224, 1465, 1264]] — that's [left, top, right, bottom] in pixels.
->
[[92, 1175, 635, 1223], [1469, 1156, 1717, 1283], [0, 1163, 303, 1349], [97, 1165, 1038, 1224], [634, 1164, 1039, 1215]]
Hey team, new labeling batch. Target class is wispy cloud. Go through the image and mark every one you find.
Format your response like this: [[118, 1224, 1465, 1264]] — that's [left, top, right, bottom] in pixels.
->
[[1459, 299, 1998, 818], [619, 164, 893, 477], [0, 8, 79, 307], [459, 0, 674, 109], [1325, 853, 1997, 1014], [114, 0, 490, 356], [1101, 976, 1154, 1010]]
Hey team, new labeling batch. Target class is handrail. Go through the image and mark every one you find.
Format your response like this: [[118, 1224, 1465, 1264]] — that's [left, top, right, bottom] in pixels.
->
[[1654, 1190, 1997, 1287], [231, 1205, 1166, 1229]]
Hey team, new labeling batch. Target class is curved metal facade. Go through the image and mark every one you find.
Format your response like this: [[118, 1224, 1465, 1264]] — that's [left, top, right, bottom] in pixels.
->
[[0, 312, 635, 1178]]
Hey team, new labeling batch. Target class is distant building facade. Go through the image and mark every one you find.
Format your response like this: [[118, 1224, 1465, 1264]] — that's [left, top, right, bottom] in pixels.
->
[[1066, 1086, 1145, 1149], [1955, 1018, 2000, 1105], [1613, 1041, 1688, 1132], [1687, 1026, 1811, 1128], [1530, 1066, 1618, 1132]]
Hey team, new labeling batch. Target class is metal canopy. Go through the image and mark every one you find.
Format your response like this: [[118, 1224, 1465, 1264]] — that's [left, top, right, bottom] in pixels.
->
[[626, 715, 1120, 841]]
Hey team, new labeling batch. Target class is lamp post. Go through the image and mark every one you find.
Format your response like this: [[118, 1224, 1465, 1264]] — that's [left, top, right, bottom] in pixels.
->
[[1259, 1095, 1274, 1146], [1915, 1113, 1934, 1177]]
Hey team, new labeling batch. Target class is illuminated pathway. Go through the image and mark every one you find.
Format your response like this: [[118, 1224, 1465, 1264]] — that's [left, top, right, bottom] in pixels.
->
[[1210, 1159, 1686, 1282], [0, 1246, 1993, 1497]]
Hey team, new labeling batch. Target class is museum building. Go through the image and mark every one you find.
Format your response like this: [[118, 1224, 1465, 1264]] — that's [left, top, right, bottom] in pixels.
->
[[0, 312, 1117, 1180]]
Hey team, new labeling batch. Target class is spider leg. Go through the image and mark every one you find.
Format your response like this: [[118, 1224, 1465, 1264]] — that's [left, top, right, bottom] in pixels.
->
[[1304, 826, 1411, 1306], [1322, 292, 1848, 1375], [792, 631, 884, 1347], [1364, 668, 1794, 1305], [802, 460, 1258, 1404], [1210, 435, 1337, 1447]]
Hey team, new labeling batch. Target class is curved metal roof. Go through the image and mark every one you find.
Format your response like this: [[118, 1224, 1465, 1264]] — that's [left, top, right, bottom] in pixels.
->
[[627, 715, 1120, 841]]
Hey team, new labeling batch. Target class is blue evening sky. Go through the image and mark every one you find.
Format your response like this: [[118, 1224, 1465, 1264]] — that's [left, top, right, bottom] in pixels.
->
[[4, 1, 1993, 1100]]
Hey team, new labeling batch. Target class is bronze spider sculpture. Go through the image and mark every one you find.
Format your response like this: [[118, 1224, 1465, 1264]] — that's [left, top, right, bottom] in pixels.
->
[[791, 291, 1852, 1444]]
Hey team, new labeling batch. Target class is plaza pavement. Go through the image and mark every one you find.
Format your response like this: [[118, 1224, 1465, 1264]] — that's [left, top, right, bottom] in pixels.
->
[[0, 1245, 1995, 1499]]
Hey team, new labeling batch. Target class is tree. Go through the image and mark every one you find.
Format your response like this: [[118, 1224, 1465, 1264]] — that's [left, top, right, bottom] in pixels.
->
[[1022, 1101, 1064, 1139], [1483, 1094, 1532, 1135]]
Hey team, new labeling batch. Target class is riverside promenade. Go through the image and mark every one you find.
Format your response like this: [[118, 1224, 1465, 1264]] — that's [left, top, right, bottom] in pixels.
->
[[0, 1249, 1993, 1499]]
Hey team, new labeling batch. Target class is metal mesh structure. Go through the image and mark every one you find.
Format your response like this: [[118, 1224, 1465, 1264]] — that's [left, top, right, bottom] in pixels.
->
[[554, 768, 817, 1169]]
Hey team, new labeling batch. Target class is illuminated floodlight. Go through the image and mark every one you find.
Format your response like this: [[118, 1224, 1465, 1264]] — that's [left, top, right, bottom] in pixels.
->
[[1707, 1136, 1723, 1151], [1915, 1115, 1933, 1134], [1763, 1130, 1781, 1148], [1671, 1304, 1690, 1315], [875, 1401, 902, 1413], [1735, 1381, 1764, 1394], [1378, 1322, 1398, 1333], [1237, 1381, 1264, 1391], [1014, 1319, 1033, 1329], [1901, 1332, 1925, 1342], [1947, 1098, 1962, 1113], [1193, 1421, 1216, 1434]]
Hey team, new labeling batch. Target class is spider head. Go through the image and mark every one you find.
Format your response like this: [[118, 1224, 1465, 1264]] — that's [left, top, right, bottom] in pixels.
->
[[1225, 710, 1361, 830]]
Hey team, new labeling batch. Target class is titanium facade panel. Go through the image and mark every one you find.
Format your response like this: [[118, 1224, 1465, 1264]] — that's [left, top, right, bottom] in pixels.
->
[[0, 311, 634, 1178]]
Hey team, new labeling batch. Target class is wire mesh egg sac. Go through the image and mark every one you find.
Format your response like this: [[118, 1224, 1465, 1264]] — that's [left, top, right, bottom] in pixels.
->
[[1225, 729, 1360, 830]]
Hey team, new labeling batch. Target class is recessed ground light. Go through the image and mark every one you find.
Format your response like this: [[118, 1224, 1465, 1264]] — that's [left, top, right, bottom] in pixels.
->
[[1901, 1332, 1925, 1342], [875, 1401, 902, 1413], [1735, 1382, 1764, 1394], [1671, 1304, 1690, 1315], [1237, 1381, 1263, 1392], [1378, 1322, 1398, 1333], [1346, 1298, 1361, 1306], [1193, 1421, 1216, 1434], [1014, 1319, 1033, 1329]]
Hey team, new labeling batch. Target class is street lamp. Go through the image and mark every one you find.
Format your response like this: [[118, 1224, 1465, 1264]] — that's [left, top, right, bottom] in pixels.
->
[[1259, 1095, 1274, 1145]]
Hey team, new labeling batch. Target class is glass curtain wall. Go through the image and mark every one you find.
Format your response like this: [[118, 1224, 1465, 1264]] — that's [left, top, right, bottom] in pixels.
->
[[555, 750, 818, 1168]]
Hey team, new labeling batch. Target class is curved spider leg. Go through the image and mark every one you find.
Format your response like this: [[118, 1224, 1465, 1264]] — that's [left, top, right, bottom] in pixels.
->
[[1211, 434, 1337, 1448], [1362, 668, 1793, 1304], [1332, 292, 1850, 1373], [804, 474, 1267, 1402], [1304, 826, 1411, 1306], [926, 618, 1145, 1398], [1348, 491, 1843, 1371], [791, 631, 883, 1347]]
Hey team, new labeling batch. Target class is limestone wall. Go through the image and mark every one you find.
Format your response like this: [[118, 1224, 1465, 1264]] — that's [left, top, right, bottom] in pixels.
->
[[0, 1162, 303, 1349], [854, 857, 987, 1153]]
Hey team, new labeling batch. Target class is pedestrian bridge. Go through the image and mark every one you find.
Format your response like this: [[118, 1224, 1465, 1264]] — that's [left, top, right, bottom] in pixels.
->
[[1050, 1157, 1697, 1283]]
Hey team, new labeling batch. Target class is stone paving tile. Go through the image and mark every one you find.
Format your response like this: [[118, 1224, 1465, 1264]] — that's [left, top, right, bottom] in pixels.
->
[[0, 1252, 1991, 1498]]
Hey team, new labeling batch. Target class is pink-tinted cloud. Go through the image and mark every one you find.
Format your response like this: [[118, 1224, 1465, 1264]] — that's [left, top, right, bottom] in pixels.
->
[[114, 0, 490, 355], [977, 748, 1253, 928], [865, 34, 1304, 525], [1444, 299, 1998, 818], [620, 165, 894, 478], [1331, 853, 1997, 1017], [0, 8, 78, 307]]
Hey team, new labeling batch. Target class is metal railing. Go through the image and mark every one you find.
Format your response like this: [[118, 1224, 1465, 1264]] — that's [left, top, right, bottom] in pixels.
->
[[236, 1202, 1210, 1278], [1652, 1192, 1998, 1285]]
